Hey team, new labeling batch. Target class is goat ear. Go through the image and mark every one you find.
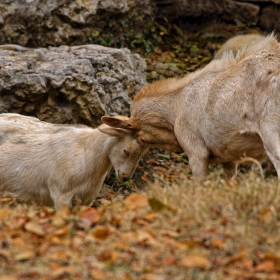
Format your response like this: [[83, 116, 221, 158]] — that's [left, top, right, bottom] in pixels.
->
[[98, 125, 126, 137], [101, 116, 138, 130]]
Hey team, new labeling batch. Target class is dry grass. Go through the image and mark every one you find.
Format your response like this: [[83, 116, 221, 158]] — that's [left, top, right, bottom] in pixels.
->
[[1, 171, 280, 280]]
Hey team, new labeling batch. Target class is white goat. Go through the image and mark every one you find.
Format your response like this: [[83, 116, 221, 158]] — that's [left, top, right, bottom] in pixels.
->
[[0, 113, 148, 209]]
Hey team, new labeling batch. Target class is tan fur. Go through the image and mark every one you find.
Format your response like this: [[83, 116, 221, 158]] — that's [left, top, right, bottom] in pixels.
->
[[102, 35, 280, 180], [214, 34, 265, 59], [0, 113, 148, 209]]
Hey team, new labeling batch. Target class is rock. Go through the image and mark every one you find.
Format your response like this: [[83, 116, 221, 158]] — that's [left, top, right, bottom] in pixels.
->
[[0, 44, 147, 127], [260, 4, 280, 32], [0, 0, 154, 47], [237, 0, 280, 3], [154, 0, 259, 24]]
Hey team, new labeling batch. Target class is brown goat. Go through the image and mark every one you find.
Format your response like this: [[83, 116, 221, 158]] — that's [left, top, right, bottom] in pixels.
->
[[102, 35, 280, 180]]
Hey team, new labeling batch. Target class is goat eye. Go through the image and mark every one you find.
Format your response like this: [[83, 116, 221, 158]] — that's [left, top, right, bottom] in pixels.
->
[[124, 149, 130, 156], [140, 138, 145, 144]]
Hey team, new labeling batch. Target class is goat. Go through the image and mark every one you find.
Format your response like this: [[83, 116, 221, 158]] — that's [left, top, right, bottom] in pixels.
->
[[214, 34, 265, 59], [102, 35, 280, 180], [0, 113, 148, 209]]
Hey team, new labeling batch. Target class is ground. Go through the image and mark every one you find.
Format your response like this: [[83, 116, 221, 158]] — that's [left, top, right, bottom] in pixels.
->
[[1, 20, 280, 280]]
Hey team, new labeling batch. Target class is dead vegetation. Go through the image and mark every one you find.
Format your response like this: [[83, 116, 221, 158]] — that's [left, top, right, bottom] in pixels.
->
[[1, 170, 280, 280]]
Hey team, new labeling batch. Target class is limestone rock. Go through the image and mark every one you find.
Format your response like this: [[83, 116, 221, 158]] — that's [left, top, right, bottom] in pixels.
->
[[237, 0, 280, 3], [0, 44, 147, 127], [260, 4, 280, 32], [155, 0, 259, 24], [0, 0, 153, 47]]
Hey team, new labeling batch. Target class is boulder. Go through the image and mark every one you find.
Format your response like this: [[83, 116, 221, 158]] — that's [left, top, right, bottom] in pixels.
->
[[154, 0, 259, 23], [237, 0, 280, 3], [259, 4, 280, 32], [0, 44, 147, 126], [0, 0, 154, 47]]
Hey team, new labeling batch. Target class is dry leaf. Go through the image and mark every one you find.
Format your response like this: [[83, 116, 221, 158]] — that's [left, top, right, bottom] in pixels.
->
[[0, 276, 17, 280], [0, 208, 12, 220], [255, 260, 275, 272], [52, 216, 65, 227], [24, 221, 45, 236], [98, 250, 118, 262], [264, 252, 280, 261], [162, 255, 176, 265], [148, 198, 177, 213], [52, 224, 72, 236], [50, 266, 78, 278], [145, 213, 159, 222], [124, 193, 149, 210], [100, 199, 111, 206], [56, 204, 71, 219], [211, 238, 225, 249], [181, 254, 210, 268], [81, 208, 101, 225], [14, 250, 35, 261], [0, 198, 14, 203], [90, 268, 107, 280], [133, 217, 150, 226], [111, 215, 122, 227], [141, 273, 166, 280], [0, 250, 10, 261], [93, 226, 110, 240], [223, 248, 247, 265]]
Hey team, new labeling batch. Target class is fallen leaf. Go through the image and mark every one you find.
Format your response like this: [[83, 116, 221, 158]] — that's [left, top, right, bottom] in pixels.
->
[[56, 204, 71, 219], [52, 224, 72, 236], [162, 255, 176, 265], [93, 226, 110, 240], [0, 198, 14, 202], [133, 217, 150, 226], [145, 213, 159, 222], [52, 216, 65, 227], [24, 221, 45, 236], [181, 254, 210, 268], [0, 250, 10, 261], [264, 252, 280, 261], [111, 215, 121, 227], [141, 274, 166, 280], [0, 276, 17, 280], [90, 268, 107, 280], [124, 193, 149, 210], [255, 260, 275, 272], [50, 266, 78, 278], [148, 197, 177, 213], [107, 191, 115, 199], [211, 238, 225, 249], [0, 208, 12, 220], [100, 198, 111, 205], [14, 250, 35, 261], [141, 175, 149, 182], [223, 248, 247, 265], [98, 250, 118, 262], [81, 208, 101, 225]]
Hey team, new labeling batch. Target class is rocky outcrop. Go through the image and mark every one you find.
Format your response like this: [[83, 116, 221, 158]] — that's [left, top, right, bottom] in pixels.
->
[[0, 45, 146, 126], [0, 0, 153, 47], [260, 4, 280, 32], [155, 0, 260, 23], [1, 0, 280, 49]]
